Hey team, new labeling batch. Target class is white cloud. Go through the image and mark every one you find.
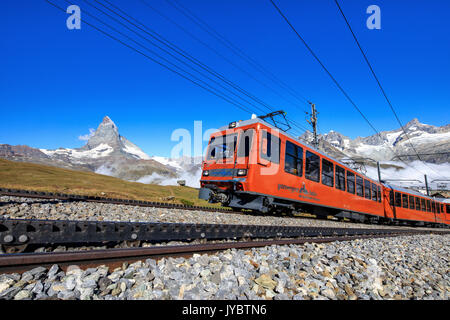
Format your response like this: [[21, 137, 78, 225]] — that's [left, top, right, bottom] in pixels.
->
[[95, 164, 114, 176], [78, 128, 95, 141], [365, 161, 450, 190], [136, 168, 202, 188]]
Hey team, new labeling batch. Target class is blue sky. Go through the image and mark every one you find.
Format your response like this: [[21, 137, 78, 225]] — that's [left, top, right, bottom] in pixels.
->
[[1, 0, 449, 157]]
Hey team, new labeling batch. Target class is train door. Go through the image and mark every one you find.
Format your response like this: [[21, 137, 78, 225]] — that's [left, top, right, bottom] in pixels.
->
[[383, 188, 396, 219]]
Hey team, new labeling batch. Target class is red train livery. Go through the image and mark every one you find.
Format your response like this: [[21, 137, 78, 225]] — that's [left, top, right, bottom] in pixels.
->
[[198, 117, 449, 227]]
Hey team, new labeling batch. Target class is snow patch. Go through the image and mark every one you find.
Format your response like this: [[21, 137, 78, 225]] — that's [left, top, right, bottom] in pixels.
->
[[41, 144, 114, 159], [123, 143, 150, 160], [151, 156, 184, 170]]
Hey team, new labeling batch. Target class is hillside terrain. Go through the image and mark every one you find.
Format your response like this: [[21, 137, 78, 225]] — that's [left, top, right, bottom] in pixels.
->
[[0, 158, 216, 207]]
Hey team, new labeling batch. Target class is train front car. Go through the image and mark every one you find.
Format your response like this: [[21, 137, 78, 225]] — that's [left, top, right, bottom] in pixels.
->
[[199, 119, 259, 209]]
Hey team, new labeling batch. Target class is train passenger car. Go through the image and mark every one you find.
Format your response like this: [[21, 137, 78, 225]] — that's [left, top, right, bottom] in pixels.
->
[[199, 117, 386, 223], [382, 185, 447, 226], [441, 199, 450, 225]]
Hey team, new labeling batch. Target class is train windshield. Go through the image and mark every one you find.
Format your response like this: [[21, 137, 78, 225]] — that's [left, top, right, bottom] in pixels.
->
[[206, 134, 238, 160]]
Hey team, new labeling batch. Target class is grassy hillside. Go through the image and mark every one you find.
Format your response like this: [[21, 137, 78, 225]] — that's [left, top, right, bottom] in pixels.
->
[[0, 158, 219, 207]]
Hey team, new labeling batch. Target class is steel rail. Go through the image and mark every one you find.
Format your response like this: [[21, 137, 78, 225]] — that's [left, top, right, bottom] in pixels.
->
[[0, 231, 442, 274], [0, 187, 233, 213]]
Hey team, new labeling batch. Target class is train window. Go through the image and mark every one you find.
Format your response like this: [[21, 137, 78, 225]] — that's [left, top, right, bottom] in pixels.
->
[[446, 205, 450, 214], [389, 190, 394, 205], [437, 203, 440, 214], [207, 134, 238, 160], [371, 184, 377, 201], [335, 165, 346, 191], [260, 131, 280, 164], [432, 202, 436, 213], [421, 199, 426, 211], [284, 141, 303, 177], [305, 151, 320, 182], [426, 200, 431, 212], [347, 171, 355, 194], [402, 194, 408, 208], [237, 129, 254, 158], [408, 196, 415, 209], [377, 186, 381, 202], [364, 180, 371, 199], [394, 192, 402, 207], [415, 197, 420, 211], [356, 176, 364, 197], [321, 159, 334, 187]]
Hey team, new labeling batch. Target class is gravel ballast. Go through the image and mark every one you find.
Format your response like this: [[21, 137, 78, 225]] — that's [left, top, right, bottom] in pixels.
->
[[0, 234, 448, 300], [0, 196, 438, 230]]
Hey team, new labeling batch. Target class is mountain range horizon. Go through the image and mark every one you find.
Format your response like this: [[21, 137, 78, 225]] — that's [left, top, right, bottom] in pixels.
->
[[0, 115, 449, 189]]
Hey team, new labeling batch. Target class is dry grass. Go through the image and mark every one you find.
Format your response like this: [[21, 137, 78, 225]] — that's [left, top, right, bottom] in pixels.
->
[[0, 158, 220, 207]]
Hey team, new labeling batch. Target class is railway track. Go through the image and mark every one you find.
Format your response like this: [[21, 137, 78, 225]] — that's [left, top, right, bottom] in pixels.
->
[[0, 230, 446, 275], [3, 216, 447, 251], [0, 187, 233, 213], [1, 188, 449, 276]]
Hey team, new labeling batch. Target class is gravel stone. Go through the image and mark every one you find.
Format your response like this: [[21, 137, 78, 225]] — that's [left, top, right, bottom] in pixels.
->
[[1, 195, 439, 232], [0, 196, 448, 302]]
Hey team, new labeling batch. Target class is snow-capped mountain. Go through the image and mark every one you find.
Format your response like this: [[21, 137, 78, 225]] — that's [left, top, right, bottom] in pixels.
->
[[300, 118, 450, 164], [40, 116, 151, 162], [1, 116, 176, 182]]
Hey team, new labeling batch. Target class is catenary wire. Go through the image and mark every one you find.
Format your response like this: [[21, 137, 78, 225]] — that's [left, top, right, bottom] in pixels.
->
[[47, 0, 256, 115], [95, 0, 310, 135], [333, 0, 448, 179], [268, 0, 429, 176], [164, 0, 312, 111], [137, 0, 310, 113]]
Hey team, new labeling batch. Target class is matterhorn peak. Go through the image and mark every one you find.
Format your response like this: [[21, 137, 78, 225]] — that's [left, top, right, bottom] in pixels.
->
[[84, 116, 120, 150], [102, 116, 113, 124]]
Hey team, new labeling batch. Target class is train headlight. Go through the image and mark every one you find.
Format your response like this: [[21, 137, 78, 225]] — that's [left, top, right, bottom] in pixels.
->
[[203, 170, 210, 176], [237, 169, 247, 176]]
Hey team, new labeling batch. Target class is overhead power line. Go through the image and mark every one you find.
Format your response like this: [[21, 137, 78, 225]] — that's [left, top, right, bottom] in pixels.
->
[[47, 0, 309, 137], [164, 0, 312, 110], [138, 0, 310, 114], [333, 0, 448, 179], [268, 0, 428, 176], [86, 0, 269, 115], [94, 0, 309, 136], [47, 0, 255, 115]]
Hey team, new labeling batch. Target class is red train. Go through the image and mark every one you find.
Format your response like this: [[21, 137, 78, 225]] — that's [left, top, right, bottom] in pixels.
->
[[199, 117, 450, 228]]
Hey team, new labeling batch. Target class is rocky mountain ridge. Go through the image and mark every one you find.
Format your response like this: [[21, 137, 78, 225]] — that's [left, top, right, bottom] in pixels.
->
[[299, 118, 450, 164]]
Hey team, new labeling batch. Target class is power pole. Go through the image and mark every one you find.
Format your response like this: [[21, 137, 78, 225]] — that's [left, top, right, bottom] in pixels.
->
[[424, 174, 430, 196], [306, 103, 318, 148], [377, 161, 382, 183]]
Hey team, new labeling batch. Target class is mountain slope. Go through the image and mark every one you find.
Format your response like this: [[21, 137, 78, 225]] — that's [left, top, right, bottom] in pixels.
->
[[0, 158, 214, 206]]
